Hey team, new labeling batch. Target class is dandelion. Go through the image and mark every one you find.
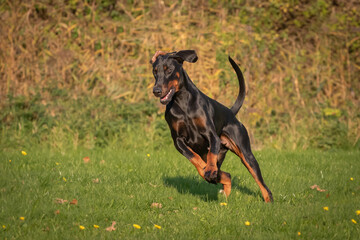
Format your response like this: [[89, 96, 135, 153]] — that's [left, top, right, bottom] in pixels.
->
[[351, 219, 357, 224], [147, 154, 150, 157], [79, 225, 85, 230], [244, 221, 251, 226], [350, 177, 354, 181], [9, 160, 11, 163], [55, 162, 59, 165], [297, 232, 301, 236], [220, 202, 227, 206], [93, 225, 99, 229], [2, 225, 6, 229], [154, 224, 161, 229], [323, 206, 329, 211], [356, 210, 360, 215], [133, 224, 141, 229], [21, 151, 27, 156], [63, 177, 67, 182], [19, 217, 25, 221]]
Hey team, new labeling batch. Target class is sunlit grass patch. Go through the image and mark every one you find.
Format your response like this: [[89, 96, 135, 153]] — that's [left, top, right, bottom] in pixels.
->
[[0, 148, 359, 239]]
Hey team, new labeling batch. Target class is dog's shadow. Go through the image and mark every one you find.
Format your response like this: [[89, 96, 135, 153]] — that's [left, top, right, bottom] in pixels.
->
[[163, 175, 258, 202]]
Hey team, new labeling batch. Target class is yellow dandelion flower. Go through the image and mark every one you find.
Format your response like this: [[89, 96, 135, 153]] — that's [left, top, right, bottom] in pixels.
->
[[245, 221, 251, 226], [63, 177, 67, 182], [19, 217, 25, 221], [2, 225, 6, 229], [79, 225, 85, 230], [55, 162, 60, 165], [21, 151, 27, 156], [133, 224, 141, 229], [93, 225, 99, 229], [350, 177, 354, 181], [323, 206, 329, 211], [9, 160, 12, 163], [351, 219, 357, 224], [147, 154, 150, 157], [220, 202, 227, 206], [297, 232, 301, 236], [154, 224, 161, 229], [356, 210, 360, 215]]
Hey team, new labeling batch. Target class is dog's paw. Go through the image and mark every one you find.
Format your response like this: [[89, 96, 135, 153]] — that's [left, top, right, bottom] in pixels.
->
[[204, 169, 218, 184]]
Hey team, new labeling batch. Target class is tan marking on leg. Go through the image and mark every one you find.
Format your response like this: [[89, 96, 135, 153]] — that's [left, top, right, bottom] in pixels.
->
[[187, 147, 206, 179], [218, 170, 232, 197], [188, 146, 232, 197], [206, 152, 217, 168], [220, 134, 272, 202]]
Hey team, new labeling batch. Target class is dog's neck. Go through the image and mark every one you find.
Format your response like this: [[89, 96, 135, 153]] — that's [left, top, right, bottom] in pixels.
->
[[166, 68, 200, 112]]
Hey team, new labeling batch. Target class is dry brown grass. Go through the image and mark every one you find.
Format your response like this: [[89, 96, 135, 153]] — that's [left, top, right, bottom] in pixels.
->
[[1, 0, 359, 149]]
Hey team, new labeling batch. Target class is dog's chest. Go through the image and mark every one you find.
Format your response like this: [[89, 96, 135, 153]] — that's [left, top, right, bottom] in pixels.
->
[[165, 111, 209, 153]]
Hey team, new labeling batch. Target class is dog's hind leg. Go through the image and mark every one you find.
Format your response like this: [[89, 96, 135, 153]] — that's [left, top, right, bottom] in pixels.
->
[[221, 130, 273, 202], [216, 147, 232, 197]]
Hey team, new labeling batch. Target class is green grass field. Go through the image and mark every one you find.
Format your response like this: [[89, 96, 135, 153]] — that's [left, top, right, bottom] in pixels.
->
[[1, 147, 359, 239]]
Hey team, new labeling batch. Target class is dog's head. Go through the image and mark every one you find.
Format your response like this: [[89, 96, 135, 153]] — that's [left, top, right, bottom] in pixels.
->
[[150, 50, 198, 105]]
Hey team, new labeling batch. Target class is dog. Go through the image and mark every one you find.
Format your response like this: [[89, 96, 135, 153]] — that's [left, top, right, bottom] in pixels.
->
[[150, 50, 273, 202]]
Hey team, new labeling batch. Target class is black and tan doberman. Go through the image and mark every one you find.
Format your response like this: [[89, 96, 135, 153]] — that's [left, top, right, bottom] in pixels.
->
[[150, 50, 273, 202]]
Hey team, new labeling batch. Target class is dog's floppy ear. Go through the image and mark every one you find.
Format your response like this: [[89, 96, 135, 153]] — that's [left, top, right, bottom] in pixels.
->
[[150, 51, 166, 64], [171, 50, 198, 63]]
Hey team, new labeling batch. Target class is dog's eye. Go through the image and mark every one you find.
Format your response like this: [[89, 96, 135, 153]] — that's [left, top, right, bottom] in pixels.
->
[[166, 68, 173, 75]]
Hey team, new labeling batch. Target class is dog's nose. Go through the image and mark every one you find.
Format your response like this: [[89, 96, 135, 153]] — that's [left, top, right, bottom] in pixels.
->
[[153, 87, 162, 97]]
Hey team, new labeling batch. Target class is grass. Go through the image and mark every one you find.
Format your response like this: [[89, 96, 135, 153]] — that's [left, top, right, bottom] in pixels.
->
[[1, 147, 359, 239]]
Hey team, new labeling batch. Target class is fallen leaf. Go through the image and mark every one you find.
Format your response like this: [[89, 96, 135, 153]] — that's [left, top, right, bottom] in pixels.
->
[[310, 184, 326, 192], [168, 197, 173, 200], [83, 157, 90, 163], [55, 198, 68, 204], [100, 160, 105, 164], [54, 210, 60, 215], [151, 202, 163, 208], [106, 221, 116, 232], [70, 199, 78, 205], [193, 207, 198, 210], [42, 226, 50, 232], [92, 178, 99, 183]]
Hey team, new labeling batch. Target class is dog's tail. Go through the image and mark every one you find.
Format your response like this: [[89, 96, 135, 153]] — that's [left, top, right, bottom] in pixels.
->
[[228, 56, 246, 115]]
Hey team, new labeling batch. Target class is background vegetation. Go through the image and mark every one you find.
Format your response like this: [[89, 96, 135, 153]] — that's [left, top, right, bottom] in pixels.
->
[[1, 1, 360, 239], [1, 0, 360, 151]]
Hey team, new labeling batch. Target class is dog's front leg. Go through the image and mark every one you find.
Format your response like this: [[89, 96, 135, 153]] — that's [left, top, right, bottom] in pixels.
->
[[174, 137, 206, 178], [204, 132, 221, 184], [175, 136, 232, 197]]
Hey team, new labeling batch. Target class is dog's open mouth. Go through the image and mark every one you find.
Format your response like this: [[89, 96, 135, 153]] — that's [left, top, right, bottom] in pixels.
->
[[160, 88, 175, 104]]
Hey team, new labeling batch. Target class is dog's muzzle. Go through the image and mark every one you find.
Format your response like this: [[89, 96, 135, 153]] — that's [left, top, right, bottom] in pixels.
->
[[153, 86, 162, 97]]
